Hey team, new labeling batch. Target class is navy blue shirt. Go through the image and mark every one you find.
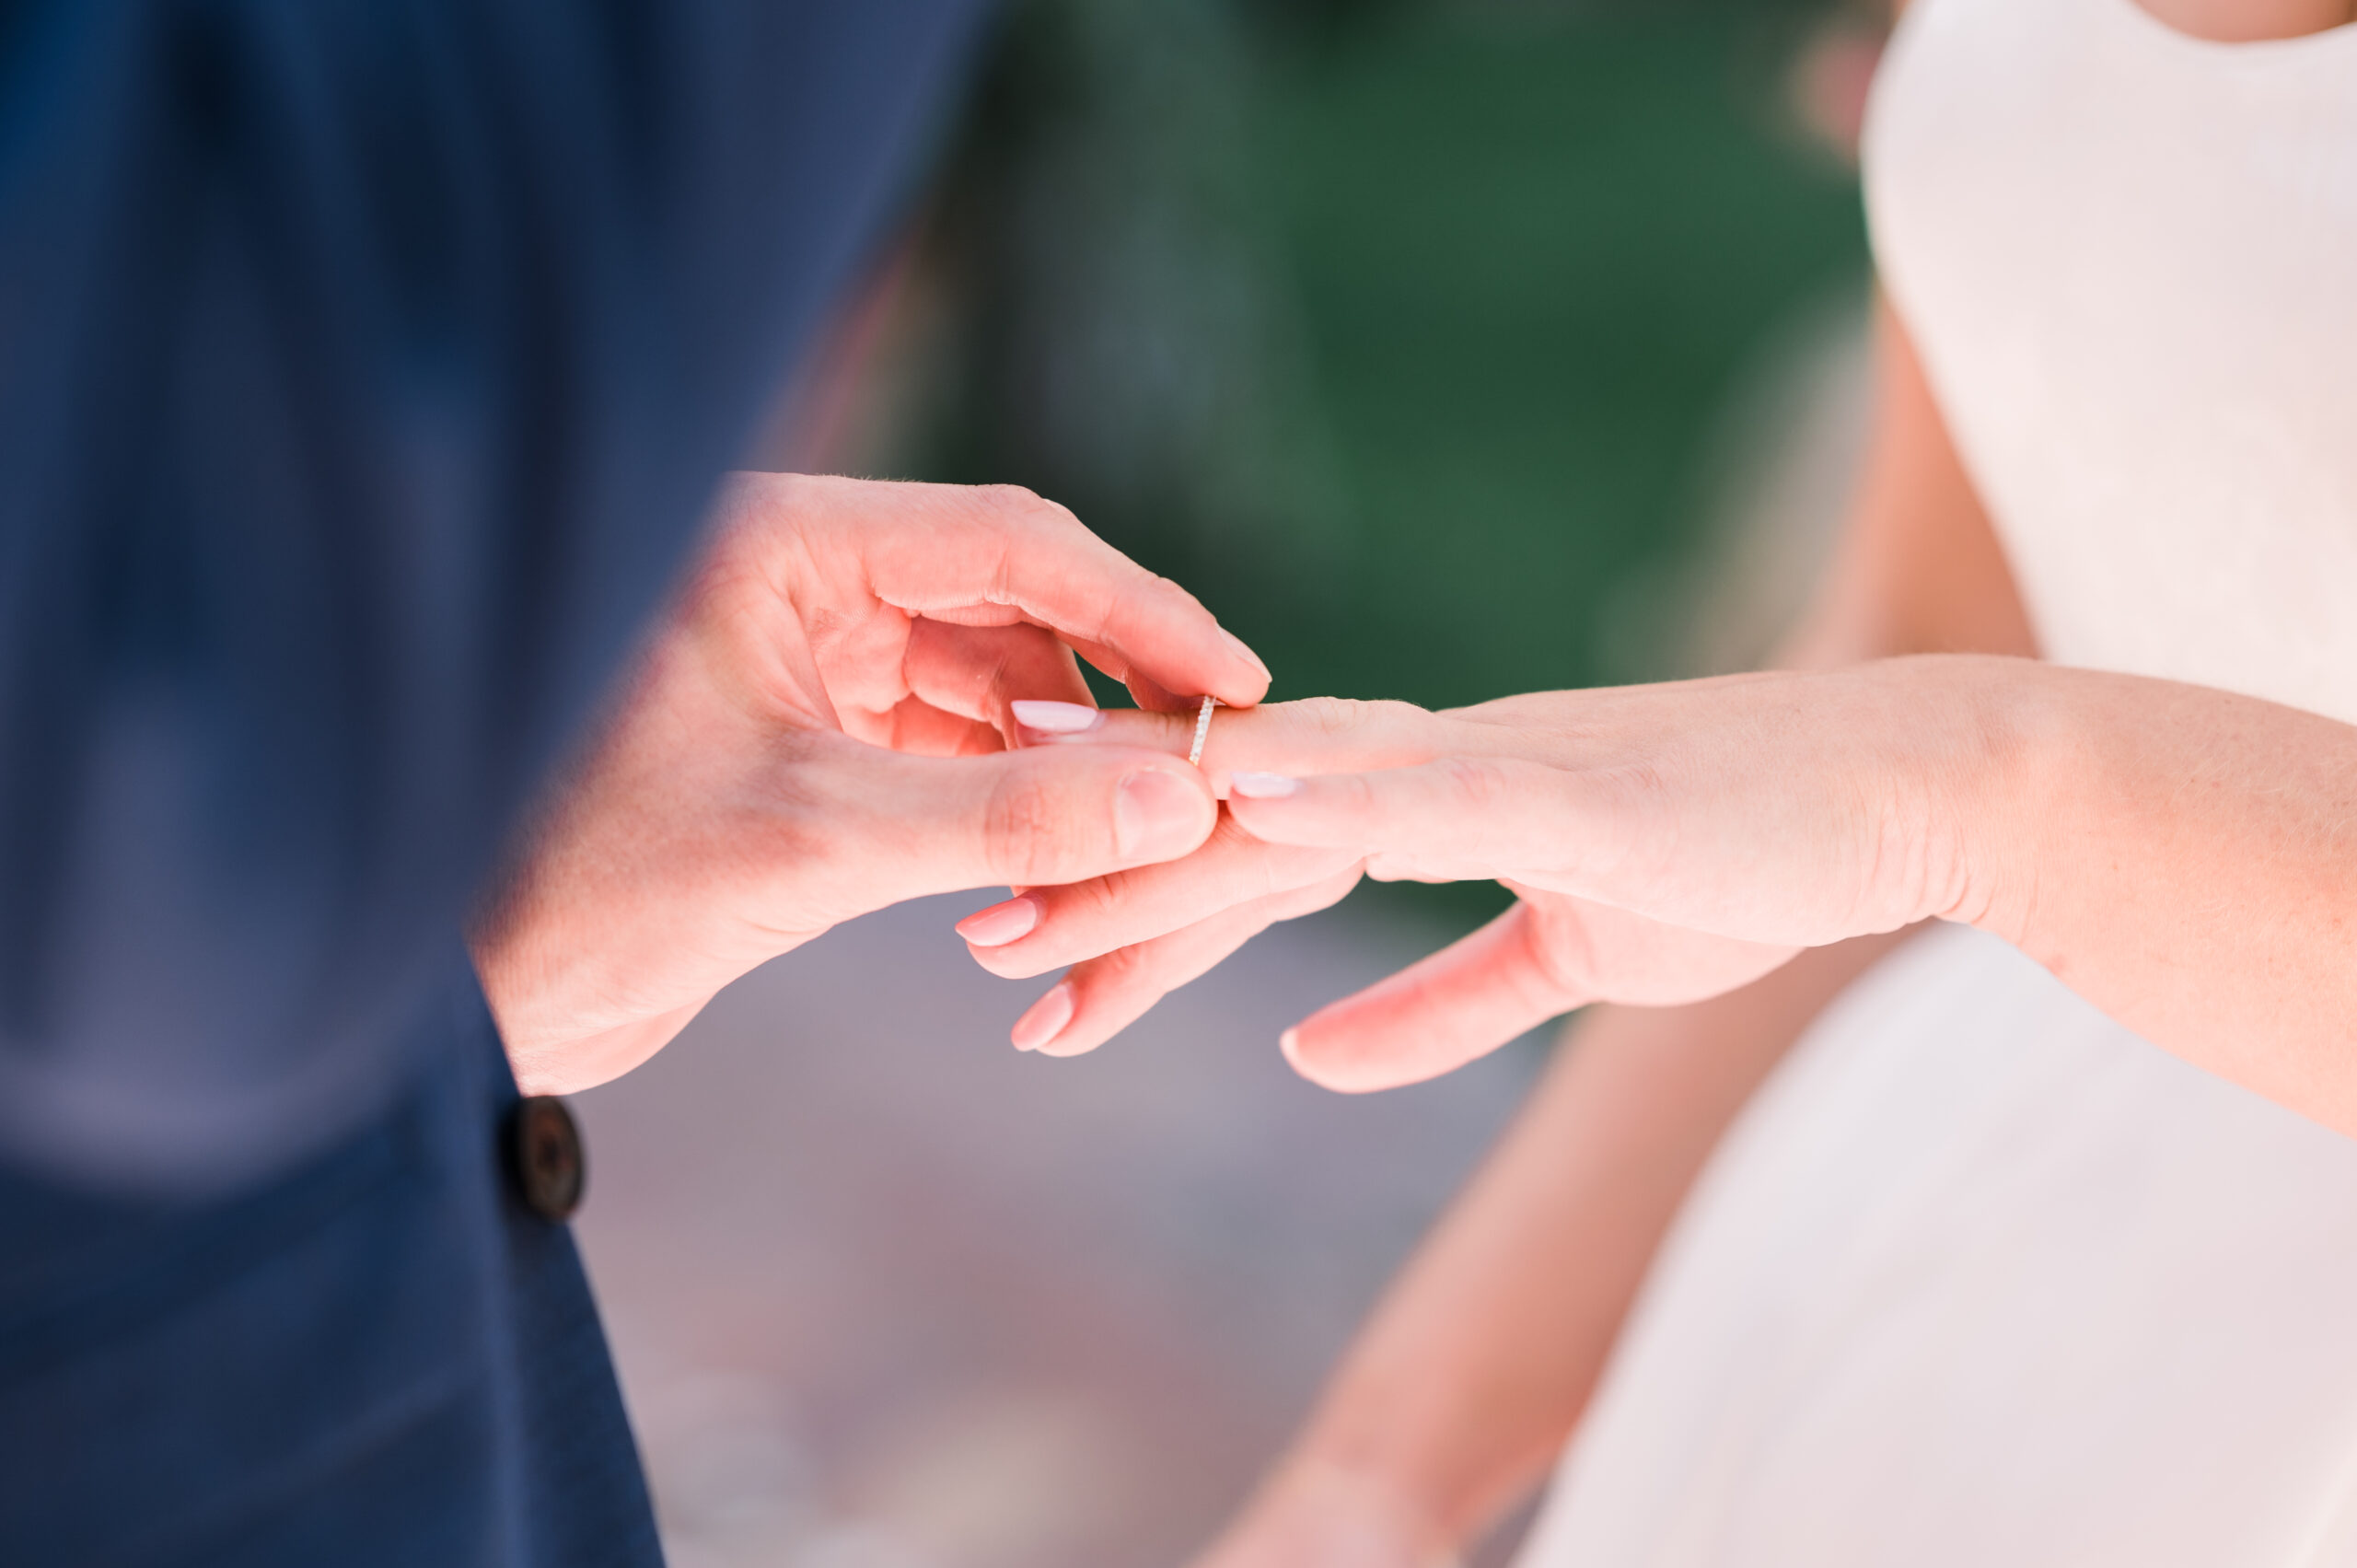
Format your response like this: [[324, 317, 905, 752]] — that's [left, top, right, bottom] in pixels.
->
[[0, 2, 983, 1561], [0, 0, 981, 1189]]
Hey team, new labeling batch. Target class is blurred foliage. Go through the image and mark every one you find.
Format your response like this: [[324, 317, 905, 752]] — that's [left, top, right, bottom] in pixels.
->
[[906, 0, 1869, 921]]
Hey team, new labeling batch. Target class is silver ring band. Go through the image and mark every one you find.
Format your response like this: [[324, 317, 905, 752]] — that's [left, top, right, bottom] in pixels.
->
[[1188, 694, 1215, 768]]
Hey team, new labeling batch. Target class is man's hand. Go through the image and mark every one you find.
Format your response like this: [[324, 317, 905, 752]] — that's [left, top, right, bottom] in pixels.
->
[[470, 472, 1271, 1095]]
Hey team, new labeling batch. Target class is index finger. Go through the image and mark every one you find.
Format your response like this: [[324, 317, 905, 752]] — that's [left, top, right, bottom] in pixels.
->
[[850, 480, 1273, 708]]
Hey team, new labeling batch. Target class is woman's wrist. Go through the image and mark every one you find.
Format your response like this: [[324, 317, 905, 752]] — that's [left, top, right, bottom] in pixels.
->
[[1895, 653, 2066, 945]]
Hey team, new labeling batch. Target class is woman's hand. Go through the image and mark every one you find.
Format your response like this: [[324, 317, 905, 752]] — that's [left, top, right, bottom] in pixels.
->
[[978, 659, 2357, 1137], [963, 664, 2000, 1082], [471, 472, 1271, 1095]]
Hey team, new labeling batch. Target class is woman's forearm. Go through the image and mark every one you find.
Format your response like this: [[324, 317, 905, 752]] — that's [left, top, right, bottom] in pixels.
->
[[1966, 661, 2357, 1133], [1182, 299, 2042, 1567], [1260, 935, 1907, 1556]]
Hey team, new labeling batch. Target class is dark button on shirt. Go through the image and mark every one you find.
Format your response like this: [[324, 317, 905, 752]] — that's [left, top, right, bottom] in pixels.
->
[[508, 1097, 586, 1222]]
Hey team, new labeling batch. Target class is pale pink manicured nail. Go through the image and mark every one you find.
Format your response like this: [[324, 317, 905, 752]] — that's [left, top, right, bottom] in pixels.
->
[[1011, 700, 1104, 736], [1219, 628, 1272, 683], [956, 895, 1040, 947], [1012, 981, 1075, 1051], [1230, 771, 1301, 799]]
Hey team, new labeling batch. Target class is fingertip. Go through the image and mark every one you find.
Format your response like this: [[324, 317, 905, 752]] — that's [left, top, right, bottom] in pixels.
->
[[1115, 764, 1218, 863], [1229, 772, 1300, 800], [1208, 637, 1272, 710], [956, 894, 1042, 947], [1031, 1029, 1103, 1059], [1120, 668, 1188, 714], [1218, 628, 1273, 691], [1010, 981, 1075, 1052], [1280, 1026, 1388, 1095], [1278, 1018, 1365, 1092], [1224, 788, 1327, 847], [1279, 1007, 1439, 1096], [966, 943, 1054, 980], [1125, 637, 1268, 714], [1010, 700, 1104, 738], [1022, 977, 1118, 1057]]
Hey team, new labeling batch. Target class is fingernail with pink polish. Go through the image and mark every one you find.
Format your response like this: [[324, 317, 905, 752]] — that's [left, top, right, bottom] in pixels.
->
[[957, 895, 1040, 948], [1012, 981, 1075, 1052], [1230, 771, 1301, 800], [1011, 700, 1103, 736]]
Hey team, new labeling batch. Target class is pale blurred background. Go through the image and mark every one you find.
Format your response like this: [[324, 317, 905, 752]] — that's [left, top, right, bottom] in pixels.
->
[[573, 2, 1884, 1563]]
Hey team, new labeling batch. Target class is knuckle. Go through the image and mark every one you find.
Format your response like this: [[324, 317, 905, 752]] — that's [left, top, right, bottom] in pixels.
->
[[1058, 866, 1133, 928], [1580, 758, 1673, 875], [1336, 769, 1386, 817], [981, 769, 1085, 879], [1436, 755, 1506, 812], [1295, 695, 1370, 738], [972, 482, 1046, 518], [1143, 567, 1205, 610], [972, 483, 1087, 540], [1291, 695, 1426, 738]]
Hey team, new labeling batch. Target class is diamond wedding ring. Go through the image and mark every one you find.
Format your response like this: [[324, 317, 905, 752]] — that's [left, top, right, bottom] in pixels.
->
[[1189, 694, 1215, 768]]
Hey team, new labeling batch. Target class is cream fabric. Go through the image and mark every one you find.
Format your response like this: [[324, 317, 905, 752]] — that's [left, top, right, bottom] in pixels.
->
[[1513, 3, 2357, 1562]]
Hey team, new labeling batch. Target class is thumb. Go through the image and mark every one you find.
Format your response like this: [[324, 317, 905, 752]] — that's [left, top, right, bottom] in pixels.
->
[[1283, 901, 1579, 1093], [843, 741, 1220, 909]]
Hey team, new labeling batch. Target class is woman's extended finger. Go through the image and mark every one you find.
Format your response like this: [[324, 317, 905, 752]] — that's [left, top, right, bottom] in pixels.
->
[[1278, 901, 1585, 1092], [1282, 895, 1801, 1093], [958, 810, 1360, 980], [1008, 866, 1364, 1058], [1010, 695, 1456, 792], [1223, 755, 1617, 886]]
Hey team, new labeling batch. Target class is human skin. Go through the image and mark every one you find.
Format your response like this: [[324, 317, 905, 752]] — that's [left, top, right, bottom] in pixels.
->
[[2137, 0, 2354, 43], [1000, 5, 2354, 1564], [1198, 656, 2357, 1128], [961, 295, 2030, 1074], [965, 301, 2029, 1566], [470, 471, 1270, 1096], [1159, 296, 1990, 1566], [981, 299, 2351, 1563]]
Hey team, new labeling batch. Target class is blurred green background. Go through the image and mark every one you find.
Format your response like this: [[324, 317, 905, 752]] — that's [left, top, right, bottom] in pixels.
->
[[825, 0, 1875, 928], [909, 0, 1867, 708]]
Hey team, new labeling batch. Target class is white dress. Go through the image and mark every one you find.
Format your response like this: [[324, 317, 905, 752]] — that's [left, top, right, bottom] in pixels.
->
[[1513, 2, 2357, 1563]]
